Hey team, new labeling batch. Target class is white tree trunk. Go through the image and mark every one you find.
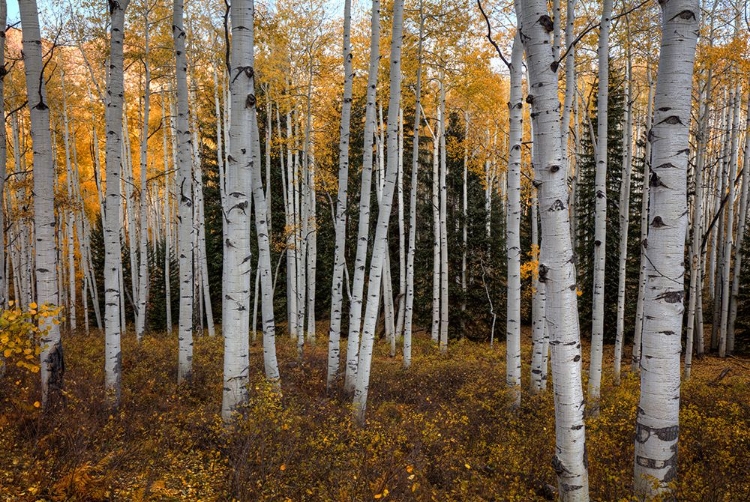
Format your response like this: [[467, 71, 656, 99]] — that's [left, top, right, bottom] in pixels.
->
[[162, 93, 173, 334], [718, 89, 740, 358], [221, 0, 254, 420], [0, 0, 5, 310], [327, 0, 354, 388], [395, 107, 406, 339], [61, 74, 77, 333], [174, 0, 194, 383], [727, 93, 750, 354], [506, 33, 523, 405], [634, 0, 699, 496], [403, 2, 424, 369], [438, 76, 449, 354], [103, 0, 129, 407], [345, 0, 380, 393], [588, 0, 613, 415], [431, 111, 440, 344], [517, 0, 589, 497], [20, 0, 62, 407], [613, 31, 633, 386], [135, 14, 151, 341], [353, 0, 404, 425], [632, 72, 654, 372]]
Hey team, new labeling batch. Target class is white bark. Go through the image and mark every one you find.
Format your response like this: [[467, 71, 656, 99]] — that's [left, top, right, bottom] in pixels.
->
[[251, 81, 281, 382], [588, 0, 613, 415], [431, 109, 440, 344], [222, 0, 254, 420], [174, 0, 194, 383], [395, 107, 406, 340], [61, 74, 77, 332], [135, 14, 151, 341], [506, 33, 523, 405], [0, 0, 5, 310], [632, 72, 654, 372], [403, 2, 424, 369], [103, 0, 129, 406], [634, 0, 699, 496], [327, 0, 354, 388], [353, 0, 403, 425], [20, 0, 62, 407], [345, 0, 380, 393], [718, 89, 740, 358], [727, 93, 750, 354], [613, 32, 633, 386], [517, 0, 589, 497], [438, 75, 449, 354], [162, 93, 173, 334]]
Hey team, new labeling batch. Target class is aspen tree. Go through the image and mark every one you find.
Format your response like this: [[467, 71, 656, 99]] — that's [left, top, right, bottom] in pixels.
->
[[222, 0, 254, 420], [135, 9, 152, 341], [174, 0, 194, 383], [634, 0, 699, 495], [326, 0, 354, 388], [588, 0, 613, 415], [0, 0, 5, 310], [506, 33, 523, 405], [726, 94, 750, 354], [613, 24, 633, 386], [403, 0, 425, 369], [438, 75, 448, 354], [516, 0, 589, 497], [353, 0, 404, 424], [103, 0, 130, 406], [19, 0, 63, 407], [61, 74, 77, 333], [345, 0, 381, 393]]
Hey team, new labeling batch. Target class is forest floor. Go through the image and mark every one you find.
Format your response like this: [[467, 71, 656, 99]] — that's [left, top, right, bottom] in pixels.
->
[[0, 325, 749, 501]]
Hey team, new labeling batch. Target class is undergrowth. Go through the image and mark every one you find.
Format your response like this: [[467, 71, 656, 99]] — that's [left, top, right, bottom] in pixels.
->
[[0, 326, 748, 501]]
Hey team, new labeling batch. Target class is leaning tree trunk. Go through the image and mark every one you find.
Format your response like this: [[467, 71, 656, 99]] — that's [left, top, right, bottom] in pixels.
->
[[102, 0, 130, 407], [353, 0, 404, 425], [516, 0, 589, 498], [222, 0, 255, 421], [506, 32, 523, 406], [174, 0, 194, 384], [20, 0, 63, 408], [634, 0, 699, 497], [345, 0, 380, 393], [588, 0, 613, 415]]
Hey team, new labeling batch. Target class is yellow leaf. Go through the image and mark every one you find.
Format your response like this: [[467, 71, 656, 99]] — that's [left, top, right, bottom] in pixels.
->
[[406, 465, 413, 474], [374, 495, 382, 500], [3, 349, 11, 358], [465, 463, 471, 469], [33, 401, 40, 408], [280, 464, 286, 471], [29, 302, 38, 310], [408, 474, 415, 480]]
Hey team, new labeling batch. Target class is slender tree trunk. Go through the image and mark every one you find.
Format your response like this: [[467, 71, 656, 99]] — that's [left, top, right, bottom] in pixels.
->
[[431, 110, 440, 344], [438, 74, 449, 354], [632, 71, 654, 372], [222, 0, 254, 420], [327, 0, 354, 389], [506, 33, 523, 404], [517, 0, 589, 497], [403, 1, 424, 369], [395, 107, 406, 339], [61, 74, 77, 332], [345, 0, 380, 393], [135, 14, 151, 341], [353, 0, 404, 425], [727, 93, 750, 354], [613, 28, 633, 386], [588, 0, 613, 415], [718, 89, 740, 358], [0, 0, 5, 310], [251, 84, 281, 382], [634, 0, 699, 496]]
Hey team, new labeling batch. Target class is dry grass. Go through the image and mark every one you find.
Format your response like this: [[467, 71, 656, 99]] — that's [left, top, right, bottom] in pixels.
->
[[0, 325, 748, 501]]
